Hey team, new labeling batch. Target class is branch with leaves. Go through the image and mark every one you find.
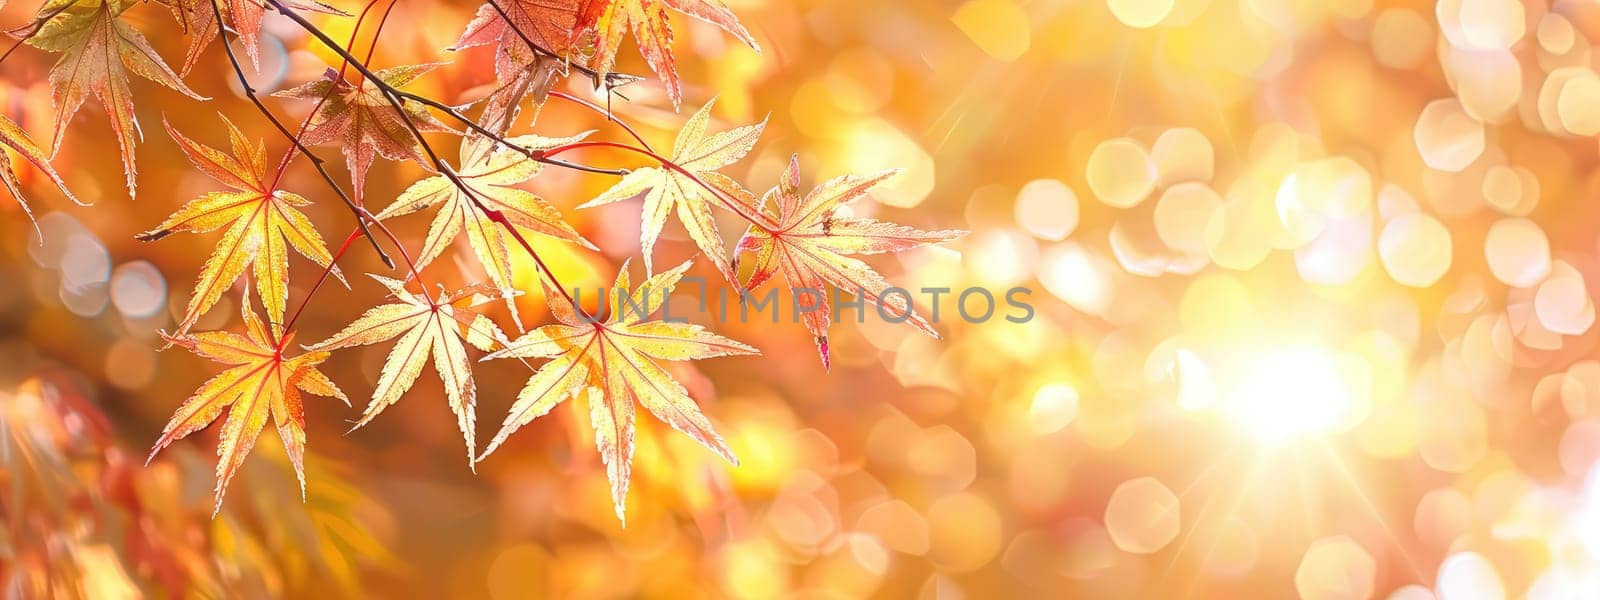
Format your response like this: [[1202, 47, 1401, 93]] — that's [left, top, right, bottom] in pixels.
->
[[0, 0, 965, 522]]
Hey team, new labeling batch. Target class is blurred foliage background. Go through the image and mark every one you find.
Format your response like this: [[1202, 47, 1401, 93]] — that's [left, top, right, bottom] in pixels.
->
[[6, 0, 1600, 597]]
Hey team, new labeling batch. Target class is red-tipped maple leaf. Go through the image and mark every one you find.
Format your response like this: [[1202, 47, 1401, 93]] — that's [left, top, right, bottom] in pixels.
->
[[24, 0, 206, 197], [0, 112, 81, 222], [574, 0, 758, 106], [157, 0, 346, 76], [479, 261, 757, 524], [732, 156, 965, 369], [274, 64, 457, 201], [150, 294, 348, 516], [305, 276, 508, 467], [137, 117, 343, 334]]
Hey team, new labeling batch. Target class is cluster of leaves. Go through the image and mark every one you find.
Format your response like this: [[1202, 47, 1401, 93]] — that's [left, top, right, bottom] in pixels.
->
[[1, 376, 388, 596], [0, 0, 964, 522]]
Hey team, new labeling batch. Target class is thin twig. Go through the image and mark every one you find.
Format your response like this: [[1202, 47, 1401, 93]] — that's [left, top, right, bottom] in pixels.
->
[[278, 0, 422, 340], [549, 91, 654, 153], [280, 228, 361, 339], [279, 209, 436, 341], [270, 0, 384, 180], [389, 90, 629, 176], [361, 0, 399, 66], [543, 140, 777, 232]]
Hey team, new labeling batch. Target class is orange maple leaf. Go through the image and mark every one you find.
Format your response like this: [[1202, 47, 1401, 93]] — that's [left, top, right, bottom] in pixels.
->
[[274, 63, 458, 201], [0, 111, 81, 222], [456, 0, 580, 59], [25, 0, 206, 197], [732, 156, 965, 368], [479, 261, 757, 524], [574, 0, 758, 106], [136, 117, 343, 334], [149, 294, 348, 516], [454, 0, 583, 110]]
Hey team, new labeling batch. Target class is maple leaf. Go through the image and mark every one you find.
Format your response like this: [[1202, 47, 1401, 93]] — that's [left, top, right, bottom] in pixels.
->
[[0, 111, 81, 223], [305, 276, 509, 467], [455, 0, 580, 60], [454, 0, 597, 125], [149, 294, 349, 516], [479, 260, 758, 524], [377, 131, 593, 327], [574, 0, 758, 106], [157, 0, 345, 76], [580, 99, 764, 281], [732, 156, 965, 369], [274, 63, 458, 201], [25, 0, 206, 197], [137, 117, 342, 334]]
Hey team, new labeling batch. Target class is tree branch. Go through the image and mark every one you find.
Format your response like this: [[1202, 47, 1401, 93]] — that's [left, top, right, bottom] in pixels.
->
[[265, 0, 589, 312], [386, 90, 630, 176], [549, 91, 654, 153], [206, 0, 395, 268]]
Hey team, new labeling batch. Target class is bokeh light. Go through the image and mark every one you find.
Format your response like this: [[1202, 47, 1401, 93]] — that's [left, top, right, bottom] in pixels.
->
[[4, 0, 1600, 596]]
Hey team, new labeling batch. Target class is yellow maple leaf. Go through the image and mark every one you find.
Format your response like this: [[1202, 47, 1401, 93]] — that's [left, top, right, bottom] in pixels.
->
[[581, 99, 764, 282], [27, 0, 206, 196], [137, 117, 342, 334], [479, 260, 758, 524], [305, 276, 509, 467], [0, 111, 80, 222], [149, 294, 348, 515], [377, 131, 594, 326]]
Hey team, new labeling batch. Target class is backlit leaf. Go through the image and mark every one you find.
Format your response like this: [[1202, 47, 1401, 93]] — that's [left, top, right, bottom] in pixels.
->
[[26, 0, 206, 196], [0, 111, 81, 223], [455, 0, 580, 59], [733, 156, 965, 368], [453, 0, 584, 124], [149, 295, 348, 515], [581, 98, 764, 282], [137, 117, 342, 334], [273, 63, 458, 201], [306, 276, 509, 467], [157, 0, 346, 75], [574, 0, 758, 106], [378, 131, 592, 328], [480, 260, 757, 524]]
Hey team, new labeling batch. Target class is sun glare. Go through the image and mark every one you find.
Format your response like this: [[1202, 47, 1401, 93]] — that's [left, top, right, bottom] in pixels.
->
[[1225, 346, 1357, 444]]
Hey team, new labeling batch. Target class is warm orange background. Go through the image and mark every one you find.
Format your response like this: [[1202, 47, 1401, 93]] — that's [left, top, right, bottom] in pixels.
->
[[5, 0, 1600, 598]]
